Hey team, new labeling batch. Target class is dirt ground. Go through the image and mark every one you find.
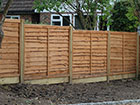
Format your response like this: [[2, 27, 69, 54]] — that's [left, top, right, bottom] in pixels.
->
[[0, 79, 140, 105]]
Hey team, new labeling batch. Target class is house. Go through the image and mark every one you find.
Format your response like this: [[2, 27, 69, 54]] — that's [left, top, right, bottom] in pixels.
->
[[39, 9, 108, 31], [0, 0, 40, 23], [0, 0, 109, 30], [35, 0, 110, 31], [0, 0, 54, 25]]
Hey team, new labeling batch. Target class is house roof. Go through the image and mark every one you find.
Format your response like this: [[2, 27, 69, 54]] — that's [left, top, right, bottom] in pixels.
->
[[1, 0, 34, 12]]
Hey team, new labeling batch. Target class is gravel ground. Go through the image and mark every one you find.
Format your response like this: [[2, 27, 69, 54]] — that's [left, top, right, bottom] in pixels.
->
[[0, 79, 140, 105]]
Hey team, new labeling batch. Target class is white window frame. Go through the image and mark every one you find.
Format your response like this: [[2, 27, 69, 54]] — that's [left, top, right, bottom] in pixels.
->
[[97, 13, 101, 31], [73, 14, 76, 28], [51, 14, 72, 26], [51, 14, 62, 26], [6, 15, 20, 19]]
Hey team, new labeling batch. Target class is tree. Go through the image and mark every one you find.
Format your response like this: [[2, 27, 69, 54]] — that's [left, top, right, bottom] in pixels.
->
[[133, 0, 140, 21], [34, 0, 112, 30], [125, 0, 140, 29], [127, 0, 140, 21], [0, 0, 1, 9], [97, 0, 114, 30], [0, 0, 13, 48], [110, 1, 137, 32]]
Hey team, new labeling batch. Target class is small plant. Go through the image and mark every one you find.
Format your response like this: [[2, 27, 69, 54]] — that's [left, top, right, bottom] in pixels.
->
[[25, 20, 32, 24]]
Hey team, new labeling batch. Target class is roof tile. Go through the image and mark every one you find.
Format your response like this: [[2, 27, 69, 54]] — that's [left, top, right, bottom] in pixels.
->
[[1, 0, 34, 12]]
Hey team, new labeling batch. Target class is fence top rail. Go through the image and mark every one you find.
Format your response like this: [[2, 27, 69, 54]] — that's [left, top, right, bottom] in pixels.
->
[[5, 19, 20, 23], [110, 31, 137, 35], [73, 30, 108, 34], [24, 24, 70, 30], [74, 30, 137, 35], [3, 19, 137, 36]]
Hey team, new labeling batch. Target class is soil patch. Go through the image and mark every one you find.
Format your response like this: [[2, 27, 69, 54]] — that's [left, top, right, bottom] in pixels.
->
[[0, 79, 140, 105]]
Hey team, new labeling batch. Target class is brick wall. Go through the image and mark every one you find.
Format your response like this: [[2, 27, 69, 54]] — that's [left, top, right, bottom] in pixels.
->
[[40, 13, 51, 24], [20, 15, 32, 23]]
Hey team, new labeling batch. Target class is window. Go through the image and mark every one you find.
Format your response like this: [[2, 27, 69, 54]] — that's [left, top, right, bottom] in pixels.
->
[[63, 16, 70, 26], [52, 21, 61, 26], [53, 16, 60, 19], [51, 14, 72, 26], [51, 15, 62, 26], [6, 15, 20, 19]]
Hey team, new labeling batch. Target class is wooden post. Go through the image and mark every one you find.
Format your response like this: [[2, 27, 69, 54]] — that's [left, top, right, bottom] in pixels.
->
[[122, 34, 125, 79], [19, 19, 25, 83], [107, 31, 111, 83], [47, 28, 49, 76], [121, 34, 125, 79], [69, 26, 73, 84], [122, 34, 125, 72], [90, 33, 92, 75], [136, 32, 139, 79]]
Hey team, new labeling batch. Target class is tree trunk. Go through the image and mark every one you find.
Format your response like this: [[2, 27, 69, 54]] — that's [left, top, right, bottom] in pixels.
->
[[0, 0, 13, 48]]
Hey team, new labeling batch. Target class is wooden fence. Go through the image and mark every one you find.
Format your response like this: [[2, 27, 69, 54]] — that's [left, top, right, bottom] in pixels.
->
[[0, 19, 139, 84]]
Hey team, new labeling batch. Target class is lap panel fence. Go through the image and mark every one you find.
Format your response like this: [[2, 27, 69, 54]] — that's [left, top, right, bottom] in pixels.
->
[[0, 19, 20, 84], [0, 19, 139, 84]]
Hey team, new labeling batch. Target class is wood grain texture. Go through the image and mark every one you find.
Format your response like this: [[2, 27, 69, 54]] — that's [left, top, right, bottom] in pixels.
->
[[136, 33, 139, 78], [69, 26, 73, 84], [19, 19, 25, 83], [107, 31, 111, 82], [0, 20, 20, 79], [0, 19, 138, 84]]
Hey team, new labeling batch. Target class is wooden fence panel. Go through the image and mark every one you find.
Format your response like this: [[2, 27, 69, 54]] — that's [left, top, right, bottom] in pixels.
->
[[73, 30, 137, 81], [0, 19, 20, 82], [110, 32, 137, 75], [48, 27, 69, 77], [24, 25, 48, 80], [24, 24, 70, 80], [73, 31, 91, 78], [110, 32, 123, 74], [124, 33, 137, 73], [0, 19, 138, 84], [73, 31, 108, 79], [139, 36, 140, 74], [91, 31, 108, 77], [139, 36, 140, 73]]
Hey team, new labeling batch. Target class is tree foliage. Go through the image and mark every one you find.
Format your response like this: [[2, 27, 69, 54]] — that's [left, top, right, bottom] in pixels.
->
[[110, 1, 138, 32], [126, 0, 140, 28], [34, 0, 112, 30], [127, 0, 140, 21]]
